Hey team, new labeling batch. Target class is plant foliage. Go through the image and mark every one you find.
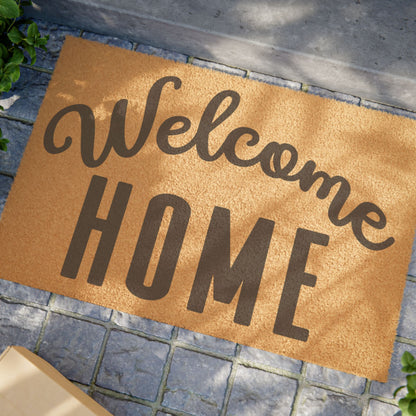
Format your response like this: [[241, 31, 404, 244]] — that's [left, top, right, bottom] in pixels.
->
[[394, 351, 416, 416], [0, 0, 49, 151]]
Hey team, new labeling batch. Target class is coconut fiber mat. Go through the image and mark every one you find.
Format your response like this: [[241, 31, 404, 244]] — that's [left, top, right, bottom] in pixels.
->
[[1, 37, 416, 381]]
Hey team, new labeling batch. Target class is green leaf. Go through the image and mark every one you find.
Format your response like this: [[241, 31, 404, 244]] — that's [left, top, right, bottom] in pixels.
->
[[0, 138, 9, 152], [27, 22, 38, 39], [400, 398, 411, 413], [0, 44, 8, 60], [24, 44, 36, 65], [7, 26, 24, 44], [409, 399, 416, 416], [0, 76, 12, 93], [408, 375, 416, 392], [9, 48, 24, 65], [0, 0, 19, 19], [403, 352, 416, 373], [7, 65, 19, 82]]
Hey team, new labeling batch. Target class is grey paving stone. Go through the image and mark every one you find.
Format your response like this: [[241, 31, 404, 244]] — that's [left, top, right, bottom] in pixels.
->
[[97, 330, 169, 400], [32, 20, 81, 70], [0, 119, 32, 176], [0, 299, 46, 353], [53, 295, 112, 321], [226, 366, 297, 416], [0, 67, 51, 122], [248, 71, 301, 90], [305, 363, 366, 394], [177, 328, 236, 355], [409, 233, 416, 277], [397, 280, 416, 339], [163, 348, 232, 416], [367, 399, 400, 416], [0, 279, 50, 305], [361, 99, 416, 120], [82, 31, 133, 50], [192, 58, 246, 77], [136, 44, 188, 63], [370, 342, 416, 399], [112, 311, 173, 339], [307, 85, 360, 105], [239, 345, 302, 373], [0, 174, 13, 217], [296, 386, 362, 416], [92, 392, 152, 416], [38, 313, 106, 384]]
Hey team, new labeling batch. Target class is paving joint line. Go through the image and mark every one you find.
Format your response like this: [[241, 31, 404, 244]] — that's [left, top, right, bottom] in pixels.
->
[[91, 384, 156, 408], [360, 378, 373, 416], [0, 112, 34, 125], [0, 172, 15, 179], [0, 293, 50, 311], [236, 358, 301, 381], [33, 293, 57, 353], [20, 62, 54, 75], [289, 361, 308, 416], [88, 326, 112, 394], [396, 336, 416, 346], [150, 326, 179, 416], [219, 343, 242, 416]]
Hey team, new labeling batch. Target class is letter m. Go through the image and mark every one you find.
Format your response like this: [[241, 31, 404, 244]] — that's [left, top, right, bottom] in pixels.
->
[[187, 207, 274, 326]]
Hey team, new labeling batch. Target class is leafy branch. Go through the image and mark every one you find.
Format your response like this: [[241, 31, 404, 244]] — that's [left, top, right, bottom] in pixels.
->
[[394, 351, 416, 416], [0, 0, 49, 151]]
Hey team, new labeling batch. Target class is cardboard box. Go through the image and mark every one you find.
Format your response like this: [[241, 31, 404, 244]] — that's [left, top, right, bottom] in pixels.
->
[[0, 346, 112, 415]]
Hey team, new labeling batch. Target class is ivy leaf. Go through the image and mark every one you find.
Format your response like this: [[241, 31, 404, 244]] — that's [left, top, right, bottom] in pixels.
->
[[0, 0, 19, 19], [0, 138, 9, 152], [7, 26, 24, 44]]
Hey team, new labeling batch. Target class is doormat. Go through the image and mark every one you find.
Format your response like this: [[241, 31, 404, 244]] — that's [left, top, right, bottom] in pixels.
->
[[1, 37, 415, 381]]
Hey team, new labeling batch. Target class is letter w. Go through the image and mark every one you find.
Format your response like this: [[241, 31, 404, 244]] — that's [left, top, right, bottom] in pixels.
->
[[187, 207, 274, 326], [61, 175, 132, 285]]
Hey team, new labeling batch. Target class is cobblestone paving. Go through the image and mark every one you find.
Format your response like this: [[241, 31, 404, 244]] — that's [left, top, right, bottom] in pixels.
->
[[1, 20, 415, 416]]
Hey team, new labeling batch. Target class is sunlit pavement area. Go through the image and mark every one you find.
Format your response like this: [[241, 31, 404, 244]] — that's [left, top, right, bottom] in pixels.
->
[[1, 19, 416, 416]]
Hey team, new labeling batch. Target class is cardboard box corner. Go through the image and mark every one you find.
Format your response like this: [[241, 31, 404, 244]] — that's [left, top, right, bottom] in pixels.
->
[[0, 345, 112, 416]]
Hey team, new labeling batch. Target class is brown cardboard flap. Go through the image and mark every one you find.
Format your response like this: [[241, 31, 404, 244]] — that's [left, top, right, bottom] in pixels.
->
[[0, 346, 112, 416]]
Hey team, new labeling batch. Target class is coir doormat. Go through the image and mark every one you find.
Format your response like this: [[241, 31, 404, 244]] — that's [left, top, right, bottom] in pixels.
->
[[1, 37, 415, 381]]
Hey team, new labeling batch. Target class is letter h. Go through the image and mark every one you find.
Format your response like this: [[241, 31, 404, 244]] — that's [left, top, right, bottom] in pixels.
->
[[61, 175, 132, 286]]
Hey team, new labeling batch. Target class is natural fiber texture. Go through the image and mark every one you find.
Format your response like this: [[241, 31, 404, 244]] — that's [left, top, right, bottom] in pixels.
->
[[1, 37, 415, 381]]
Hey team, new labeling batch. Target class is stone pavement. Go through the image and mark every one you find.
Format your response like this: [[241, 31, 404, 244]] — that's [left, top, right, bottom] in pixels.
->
[[1, 19, 416, 416]]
